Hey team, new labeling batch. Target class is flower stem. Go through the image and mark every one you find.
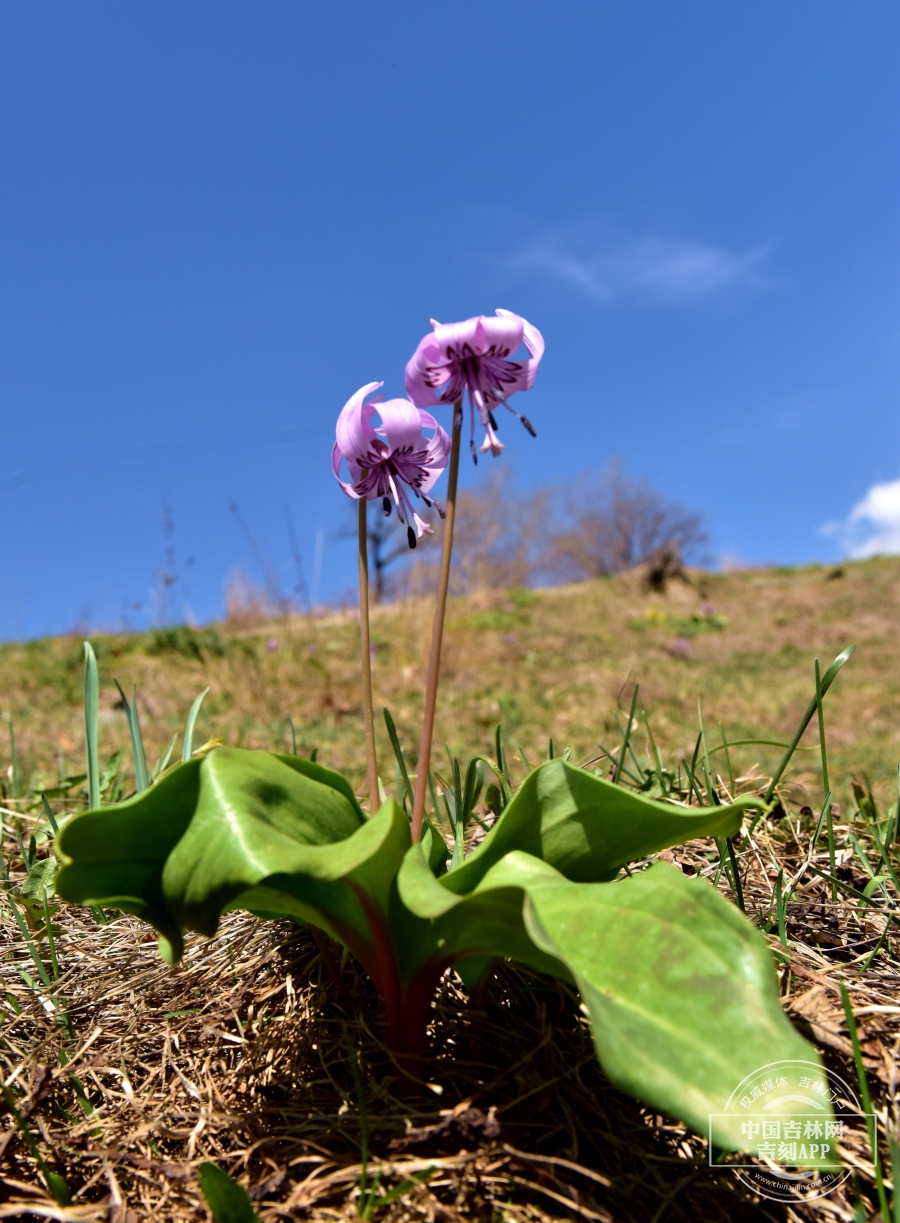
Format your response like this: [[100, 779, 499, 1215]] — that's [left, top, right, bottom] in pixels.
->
[[358, 498, 379, 810], [411, 400, 463, 843]]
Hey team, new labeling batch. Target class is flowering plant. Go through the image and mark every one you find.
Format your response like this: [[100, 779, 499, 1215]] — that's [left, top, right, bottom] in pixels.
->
[[54, 310, 836, 1163]]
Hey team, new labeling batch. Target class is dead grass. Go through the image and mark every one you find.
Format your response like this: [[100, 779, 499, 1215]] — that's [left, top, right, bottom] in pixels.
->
[[3, 557, 900, 812], [3, 558, 900, 1219]]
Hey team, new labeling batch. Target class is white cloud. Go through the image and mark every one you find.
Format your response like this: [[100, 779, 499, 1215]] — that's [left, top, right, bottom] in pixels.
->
[[504, 222, 771, 304], [825, 476, 900, 558]]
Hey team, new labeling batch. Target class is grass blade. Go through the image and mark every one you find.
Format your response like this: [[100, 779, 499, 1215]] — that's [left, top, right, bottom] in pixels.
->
[[40, 793, 59, 834], [774, 868, 788, 946], [182, 687, 210, 763], [815, 658, 837, 902], [8, 718, 20, 799], [718, 722, 735, 797], [763, 644, 855, 803], [83, 641, 100, 808], [725, 836, 745, 912], [614, 685, 639, 786], [288, 712, 297, 756], [42, 888, 59, 983], [494, 724, 508, 782], [342, 1025, 369, 1188], [152, 733, 178, 780], [6, 892, 51, 987], [115, 680, 149, 793], [0, 1081, 71, 1205], [841, 983, 889, 1221], [383, 707, 413, 809]]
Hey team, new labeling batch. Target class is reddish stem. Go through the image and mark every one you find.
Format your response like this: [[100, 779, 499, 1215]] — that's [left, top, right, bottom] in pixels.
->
[[410, 401, 463, 842]]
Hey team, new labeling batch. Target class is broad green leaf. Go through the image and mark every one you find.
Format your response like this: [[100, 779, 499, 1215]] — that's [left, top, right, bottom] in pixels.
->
[[56, 758, 203, 958], [442, 758, 761, 895], [198, 1162, 259, 1223], [56, 748, 409, 981], [161, 748, 364, 931], [523, 862, 829, 1153], [396, 845, 568, 987], [421, 819, 449, 876]]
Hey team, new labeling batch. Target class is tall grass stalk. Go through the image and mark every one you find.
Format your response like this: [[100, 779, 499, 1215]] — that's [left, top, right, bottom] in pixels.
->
[[182, 686, 210, 763], [83, 642, 100, 808], [8, 718, 20, 799], [613, 686, 639, 785], [841, 983, 889, 1221], [411, 400, 462, 843], [0, 1081, 71, 1205], [815, 658, 837, 902], [357, 499, 379, 811], [762, 644, 854, 805], [115, 681, 149, 793]]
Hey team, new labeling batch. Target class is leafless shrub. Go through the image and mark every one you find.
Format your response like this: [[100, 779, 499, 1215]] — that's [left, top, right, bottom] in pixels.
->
[[224, 569, 285, 625], [339, 504, 440, 604], [546, 460, 707, 585], [356, 463, 704, 601], [400, 469, 550, 597]]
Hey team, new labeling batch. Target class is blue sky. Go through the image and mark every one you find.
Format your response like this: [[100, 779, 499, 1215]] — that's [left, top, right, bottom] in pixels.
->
[[1, 2, 898, 638]]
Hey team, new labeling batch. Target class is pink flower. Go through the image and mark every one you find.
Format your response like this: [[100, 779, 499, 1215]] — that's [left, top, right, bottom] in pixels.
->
[[332, 382, 451, 547], [404, 308, 544, 461]]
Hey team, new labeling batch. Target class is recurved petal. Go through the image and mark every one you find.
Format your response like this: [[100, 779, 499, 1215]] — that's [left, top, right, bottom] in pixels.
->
[[405, 339, 446, 406], [416, 417, 452, 494], [375, 397, 429, 455], [331, 441, 363, 499], [335, 381, 383, 462]]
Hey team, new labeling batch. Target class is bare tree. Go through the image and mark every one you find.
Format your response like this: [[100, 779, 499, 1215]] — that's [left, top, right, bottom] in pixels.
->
[[402, 469, 550, 597], [548, 460, 706, 587], [338, 502, 437, 604]]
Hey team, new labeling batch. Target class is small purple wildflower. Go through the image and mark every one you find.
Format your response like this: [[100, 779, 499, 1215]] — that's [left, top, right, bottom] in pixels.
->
[[674, 637, 690, 653], [332, 382, 451, 548], [266, 638, 279, 651], [404, 309, 544, 463], [701, 602, 715, 616]]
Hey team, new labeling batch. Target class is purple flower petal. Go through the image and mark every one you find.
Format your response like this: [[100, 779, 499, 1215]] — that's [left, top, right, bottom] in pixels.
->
[[332, 383, 451, 544], [404, 310, 544, 461], [335, 381, 383, 466]]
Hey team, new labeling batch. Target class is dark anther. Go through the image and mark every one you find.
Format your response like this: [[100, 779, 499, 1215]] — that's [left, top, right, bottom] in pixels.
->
[[470, 439, 478, 465], [520, 415, 536, 438], [488, 411, 499, 430], [382, 497, 392, 516], [437, 505, 446, 519], [407, 526, 417, 549], [422, 495, 432, 507]]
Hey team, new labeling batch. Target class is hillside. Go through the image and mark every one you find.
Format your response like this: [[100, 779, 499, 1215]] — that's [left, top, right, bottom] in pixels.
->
[[2, 556, 898, 810], [3, 557, 900, 1221]]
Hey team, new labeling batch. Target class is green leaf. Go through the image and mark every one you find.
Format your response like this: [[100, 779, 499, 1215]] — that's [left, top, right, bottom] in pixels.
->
[[397, 846, 570, 987], [198, 1162, 259, 1223], [55, 758, 203, 961], [56, 748, 409, 985], [441, 758, 762, 895], [523, 862, 827, 1152], [14, 856, 58, 924]]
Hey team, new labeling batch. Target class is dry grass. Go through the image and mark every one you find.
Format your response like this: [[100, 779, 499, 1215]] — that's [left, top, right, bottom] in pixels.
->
[[3, 558, 900, 1220], [3, 557, 899, 810]]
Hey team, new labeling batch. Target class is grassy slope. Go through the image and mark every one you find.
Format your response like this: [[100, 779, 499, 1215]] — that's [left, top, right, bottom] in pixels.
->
[[2, 555, 898, 810]]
